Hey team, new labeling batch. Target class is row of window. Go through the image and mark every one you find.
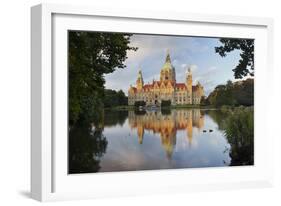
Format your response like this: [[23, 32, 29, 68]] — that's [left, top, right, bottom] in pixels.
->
[[129, 93, 191, 99], [129, 98, 200, 104]]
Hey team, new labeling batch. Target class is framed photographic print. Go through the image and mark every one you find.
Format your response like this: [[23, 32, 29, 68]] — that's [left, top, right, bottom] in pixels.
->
[[31, 3, 274, 201]]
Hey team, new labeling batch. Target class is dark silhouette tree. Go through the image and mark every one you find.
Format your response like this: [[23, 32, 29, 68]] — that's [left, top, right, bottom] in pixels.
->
[[68, 31, 137, 125], [103, 89, 128, 108], [161, 100, 171, 107], [232, 78, 254, 106], [207, 79, 253, 107], [215, 38, 254, 79]]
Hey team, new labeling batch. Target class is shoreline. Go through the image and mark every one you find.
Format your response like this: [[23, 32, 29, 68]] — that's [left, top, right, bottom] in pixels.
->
[[104, 105, 253, 111]]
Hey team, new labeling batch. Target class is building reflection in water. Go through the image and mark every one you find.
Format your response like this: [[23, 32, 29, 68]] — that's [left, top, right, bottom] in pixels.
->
[[128, 109, 204, 158]]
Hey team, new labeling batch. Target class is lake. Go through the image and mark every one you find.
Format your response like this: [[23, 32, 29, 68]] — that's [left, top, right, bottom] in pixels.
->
[[68, 108, 254, 174]]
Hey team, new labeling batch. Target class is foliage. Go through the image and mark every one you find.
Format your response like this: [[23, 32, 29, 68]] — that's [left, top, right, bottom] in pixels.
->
[[200, 95, 210, 105], [223, 108, 254, 165], [215, 38, 254, 79], [68, 31, 137, 125], [232, 78, 254, 106], [161, 100, 171, 107], [207, 78, 253, 107], [207, 107, 254, 166], [207, 80, 236, 107], [134, 101, 146, 107], [103, 89, 128, 108]]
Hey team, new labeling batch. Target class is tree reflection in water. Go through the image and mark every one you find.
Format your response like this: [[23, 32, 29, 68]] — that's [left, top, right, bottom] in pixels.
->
[[223, 108, 254, 165], [68, 122, 108, 174], [69, 110, 129, 174], [207, 107, 254, 166], [103, 110, 128, 127], [69, 107, 254, 174]]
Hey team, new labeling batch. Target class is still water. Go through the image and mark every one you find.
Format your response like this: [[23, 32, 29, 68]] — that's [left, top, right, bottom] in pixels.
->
[[69, 108, 254, 174]]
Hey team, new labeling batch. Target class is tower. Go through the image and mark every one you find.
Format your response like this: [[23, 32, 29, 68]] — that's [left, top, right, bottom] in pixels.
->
[[160, 50, 176, 82], [136, 70, 144, 91], [196, 81, 204, 97], [186, 67, 192, 93]]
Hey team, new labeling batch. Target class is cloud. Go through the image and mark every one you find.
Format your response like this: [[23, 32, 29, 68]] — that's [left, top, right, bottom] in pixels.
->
[[104, 34, 239, 97], [125, 35, 177, 64], [207, 66, 217, 72], [124, 34, 209, 65], [191, 66, 219, 95], [181, 63, 187, 68]]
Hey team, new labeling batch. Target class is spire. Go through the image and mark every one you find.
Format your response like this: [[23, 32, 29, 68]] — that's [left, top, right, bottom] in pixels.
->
[[186, 66, 192, 89], [186, 66, 192, 74], [137, 69, 143, 80], [136, 69, 144, 90], [161, 50, 173, 72], [165, 49, 171, 63]]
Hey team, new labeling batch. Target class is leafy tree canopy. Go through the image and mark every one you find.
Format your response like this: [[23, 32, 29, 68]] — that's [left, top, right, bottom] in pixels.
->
[[215, 38, 254, 79], [69, 31, 137, 125], [207, 78, 253, 107], [103, 89, 128, 108]]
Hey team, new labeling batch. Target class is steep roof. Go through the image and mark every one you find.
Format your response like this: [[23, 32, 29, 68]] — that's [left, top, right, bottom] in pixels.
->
[[192, 85, 202, 92], [143, 84, 153, 89], [192, 85, 197, 91], [175, 83, 186, 89]]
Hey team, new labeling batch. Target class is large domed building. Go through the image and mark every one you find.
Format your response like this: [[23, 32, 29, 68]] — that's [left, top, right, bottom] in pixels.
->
[[128, 51, 204, 106]]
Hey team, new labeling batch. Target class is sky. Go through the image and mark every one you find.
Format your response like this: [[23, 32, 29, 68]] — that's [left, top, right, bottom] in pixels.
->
[[104, 34, 242, 96]]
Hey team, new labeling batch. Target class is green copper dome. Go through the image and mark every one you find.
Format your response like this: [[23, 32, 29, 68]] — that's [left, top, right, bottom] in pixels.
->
[[162, 52, 173, 71]]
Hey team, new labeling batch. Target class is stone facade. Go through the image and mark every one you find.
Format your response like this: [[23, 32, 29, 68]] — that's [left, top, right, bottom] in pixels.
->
[[128, 52, 204, 106]]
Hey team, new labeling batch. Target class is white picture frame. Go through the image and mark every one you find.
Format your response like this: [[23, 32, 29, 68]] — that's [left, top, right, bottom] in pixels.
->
[[31, 3, 274, 202]]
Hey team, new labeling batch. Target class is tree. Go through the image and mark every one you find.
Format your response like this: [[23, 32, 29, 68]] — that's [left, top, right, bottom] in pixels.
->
[[215, 38, 254, 79], [116, 90, 128, 105], [207, 107, 254, 166], [161, 100, 171, 107], [103, 89, 128, 108], [134, 101, 146, 107], [232, 78, 254, 106], [200, 96, 209, 105], [208, 83, 235, 107], [103, 89, 119, 108], [207, 79, 254, 107], [68, 31, 137, 125]]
